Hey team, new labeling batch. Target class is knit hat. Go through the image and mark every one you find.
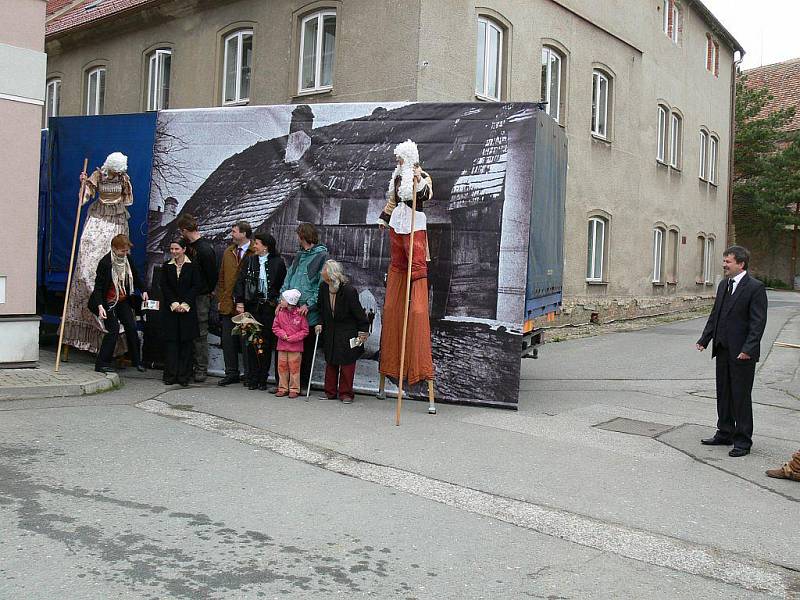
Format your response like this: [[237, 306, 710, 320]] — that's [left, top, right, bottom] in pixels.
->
[[282, 289, 301, 306]]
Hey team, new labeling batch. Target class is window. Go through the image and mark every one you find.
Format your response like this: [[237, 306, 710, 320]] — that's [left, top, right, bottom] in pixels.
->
[[587, 217, 607, 281], [147, 49, 171, 111], [663, 0, 679, 43], [223, 30, 253, 104], [709, 135, 719, 184], [667, 229, 679, 283], [541, 46, 563, 122], [702, 236, 715, 284], [652, 227, 665, 283], [85, 67, 106, 115], [44, 78, 61, 123], [706, 35, 720, 75], [713, 41, 720, 77], [657, 105, 668, 162], [476, 17, 503, 100], [299, 10, 336, 93], [699, 129, 709, 180], [591, 70, 610, 138], [669, 113, 682, 167]]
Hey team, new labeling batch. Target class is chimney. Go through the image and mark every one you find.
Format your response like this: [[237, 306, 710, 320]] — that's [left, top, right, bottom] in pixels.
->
[[162, 197, 178, 225]]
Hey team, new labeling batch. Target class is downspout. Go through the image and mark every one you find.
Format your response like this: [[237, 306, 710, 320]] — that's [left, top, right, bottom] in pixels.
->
[[726, 50, 744, 245]]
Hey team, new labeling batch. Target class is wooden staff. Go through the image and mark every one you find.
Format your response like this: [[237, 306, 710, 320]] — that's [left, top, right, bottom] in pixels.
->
[[395, 178, 418, 426], [55, 158, 89, 372]]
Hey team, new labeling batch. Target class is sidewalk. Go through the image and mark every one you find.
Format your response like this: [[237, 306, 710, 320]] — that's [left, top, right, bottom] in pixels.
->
[[0, 348, 119, 400]]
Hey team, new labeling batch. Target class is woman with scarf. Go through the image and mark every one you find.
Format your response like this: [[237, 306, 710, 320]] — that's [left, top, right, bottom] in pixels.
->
[[233, 232, 287, 390], [160, 238, 202, 386], [88, 234, 147, 374]]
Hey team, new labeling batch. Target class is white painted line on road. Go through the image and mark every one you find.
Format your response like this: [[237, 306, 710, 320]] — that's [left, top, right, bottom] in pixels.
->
[[137, 398, 798, 597]]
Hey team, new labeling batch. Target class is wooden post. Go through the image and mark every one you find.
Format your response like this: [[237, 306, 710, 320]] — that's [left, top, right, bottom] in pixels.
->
[[395, 179, 418, 426], [55, 158, 89, 372]]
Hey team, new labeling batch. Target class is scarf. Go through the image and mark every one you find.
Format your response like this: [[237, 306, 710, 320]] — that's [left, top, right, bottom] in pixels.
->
[[110, 251, 133, 305]]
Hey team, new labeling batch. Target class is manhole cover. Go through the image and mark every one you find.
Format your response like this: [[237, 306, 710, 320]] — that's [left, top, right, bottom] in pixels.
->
[[593, 417, 673, 438]]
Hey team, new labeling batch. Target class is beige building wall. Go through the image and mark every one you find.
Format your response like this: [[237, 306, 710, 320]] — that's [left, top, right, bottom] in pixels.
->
[[0, 0, 46, 365], [45, 0, 738, 323]]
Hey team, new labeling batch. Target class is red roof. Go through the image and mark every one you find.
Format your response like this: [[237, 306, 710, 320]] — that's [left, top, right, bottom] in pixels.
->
[[744, 58, 800, 133], [46, 0, 161, 37]]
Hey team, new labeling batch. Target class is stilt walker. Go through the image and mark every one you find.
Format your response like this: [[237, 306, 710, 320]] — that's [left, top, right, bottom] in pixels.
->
[[376, 140, 437, 424]]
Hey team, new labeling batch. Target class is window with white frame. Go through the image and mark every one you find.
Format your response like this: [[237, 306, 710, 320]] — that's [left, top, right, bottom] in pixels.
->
[[657, 105, 668, 162], [652, 227, 666, 283], [45, 78, 61, 122], [709, 135, 719, 184], [706, 35, 720, 75], [699, 129, 709, 180], [667, 228, 679, 282], [299, 10, 336, 93], [475, 17, 503, 100], [85, 67, 106, 115], [591, 70, 610, 138], [703, 236, 715, 284], [147, 49, 171, 111], [223, 30, 253, 104], [669, 112, 682, 167], [662, 0, 679, 43], [541, 46, 563, 122], [587, 216, 607, 281]]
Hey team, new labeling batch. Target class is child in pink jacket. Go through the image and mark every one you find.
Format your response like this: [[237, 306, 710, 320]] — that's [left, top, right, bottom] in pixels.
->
[[272, 289, 309, 398]]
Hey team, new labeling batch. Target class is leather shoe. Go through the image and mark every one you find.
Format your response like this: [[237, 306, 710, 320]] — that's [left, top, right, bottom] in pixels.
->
[[218, 376, 240, 386], [136, 364, 146, 373], [701, 436, 732, 446], [95, 366, 116, 374], [729, 447, 750, 457]]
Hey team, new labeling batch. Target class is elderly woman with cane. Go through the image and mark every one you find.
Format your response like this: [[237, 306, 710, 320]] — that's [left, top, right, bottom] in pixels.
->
[[316, 260, 370, 403]]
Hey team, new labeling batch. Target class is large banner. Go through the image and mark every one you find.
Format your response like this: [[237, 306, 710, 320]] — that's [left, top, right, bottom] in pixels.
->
[[146, 102, 537, 408]]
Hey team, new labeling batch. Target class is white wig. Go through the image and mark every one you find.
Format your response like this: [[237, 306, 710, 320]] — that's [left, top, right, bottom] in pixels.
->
[[388, 140, 420, 202], [101, 152, 128, 174]]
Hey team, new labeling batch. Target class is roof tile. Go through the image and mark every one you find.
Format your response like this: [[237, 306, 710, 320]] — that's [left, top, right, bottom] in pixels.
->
[[744, 58, 800, 133]]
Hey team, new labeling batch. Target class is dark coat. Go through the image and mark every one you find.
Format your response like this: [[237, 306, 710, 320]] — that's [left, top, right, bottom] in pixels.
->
[[697, 273, 768, 361], [186, 236, 219, 295], [233, 252, 287, 308], [319, 281, 370, 366], [159, 260, 202, 342], [88, 252, 145, 315]]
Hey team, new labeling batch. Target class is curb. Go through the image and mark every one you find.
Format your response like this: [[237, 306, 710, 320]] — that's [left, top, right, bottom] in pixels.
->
[[0, 373, 120, 401]]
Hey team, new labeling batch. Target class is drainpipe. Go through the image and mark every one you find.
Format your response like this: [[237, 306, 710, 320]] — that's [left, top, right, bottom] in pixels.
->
[[726, 50, 744, 245]]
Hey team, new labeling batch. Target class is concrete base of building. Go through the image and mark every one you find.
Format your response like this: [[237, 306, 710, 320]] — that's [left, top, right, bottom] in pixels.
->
[[552, 294, 714, 328], [0, 315, 40, 367]]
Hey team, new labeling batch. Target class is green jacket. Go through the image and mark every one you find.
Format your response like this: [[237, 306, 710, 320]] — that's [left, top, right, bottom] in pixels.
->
[[281, 243, 328, 326]]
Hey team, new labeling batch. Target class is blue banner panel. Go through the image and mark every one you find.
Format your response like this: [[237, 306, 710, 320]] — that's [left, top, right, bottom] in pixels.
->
[[44, 113, 157, 290]]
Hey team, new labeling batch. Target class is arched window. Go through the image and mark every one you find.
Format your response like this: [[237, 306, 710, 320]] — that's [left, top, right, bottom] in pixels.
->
[[657, 105, 668, 162], [587, 216, 608, 281], [44, 78, 61, 124], [699, 128, 709, 180], [476, 16, 504, 100], [298, 10, 337, 93], [698, 234, 716, 284], [85, 66, 106, 115], [591, 69, 612, 138], [147, 48, 172, 110], [652, 226, 666, 283], [222, 29, 253, 104], [662, 0, 679, 43], [669, 112, 682, 168], [541, 46, 564, 122], [709, 134, 719, 184]]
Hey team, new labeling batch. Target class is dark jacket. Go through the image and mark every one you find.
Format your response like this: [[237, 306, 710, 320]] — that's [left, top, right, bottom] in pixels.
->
[[319, 281, 370, 366], [233, 252, 287, 312], [697, 273, 768, 361], [186, 236, 218, 295], [88, 252, 145, 315], [159, 259, 203, 341]]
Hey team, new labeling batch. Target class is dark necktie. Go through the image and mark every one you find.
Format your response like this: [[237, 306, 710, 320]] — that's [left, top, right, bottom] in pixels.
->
[[727, 278, 734, 296], [236, 248, 243, 263]]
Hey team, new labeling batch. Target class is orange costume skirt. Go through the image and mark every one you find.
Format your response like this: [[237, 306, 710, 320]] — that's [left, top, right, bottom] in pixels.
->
[[379, 229, 434, 385]]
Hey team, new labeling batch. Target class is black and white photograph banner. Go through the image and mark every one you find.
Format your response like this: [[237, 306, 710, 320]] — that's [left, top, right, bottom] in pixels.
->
[[146, 102, 537, 408]]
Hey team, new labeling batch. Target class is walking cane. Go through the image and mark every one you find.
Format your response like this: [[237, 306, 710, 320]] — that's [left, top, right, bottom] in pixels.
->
[[55, 158, 89, 372], [395, 179, 418, 426], [306, 329, 320, 399]]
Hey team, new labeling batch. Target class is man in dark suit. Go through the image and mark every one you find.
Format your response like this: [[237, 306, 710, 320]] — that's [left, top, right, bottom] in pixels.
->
[[696, 245, 768, 457]]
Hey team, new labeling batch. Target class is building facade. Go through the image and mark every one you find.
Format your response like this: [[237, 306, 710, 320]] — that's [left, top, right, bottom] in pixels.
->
[[44, 0, 743, 322], [740, 58, 800, 290], [1, 0, 47, 366]]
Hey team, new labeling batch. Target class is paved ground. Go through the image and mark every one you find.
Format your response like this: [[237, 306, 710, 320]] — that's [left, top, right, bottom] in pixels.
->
[[1, 290, 799, 599]]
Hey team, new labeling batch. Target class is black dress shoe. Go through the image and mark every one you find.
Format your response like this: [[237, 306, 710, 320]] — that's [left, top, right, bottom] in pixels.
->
[[729, 447, 750, 457], [258, 382, 268, 391], [248, 382, 260, 390], [136, 364, 146, 373], [163, 378, 176, 385], [701, 436, 733, 446], [218, 375, 240, 386], [179, 380, 189, 387], [95, 366, 116, 374]]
